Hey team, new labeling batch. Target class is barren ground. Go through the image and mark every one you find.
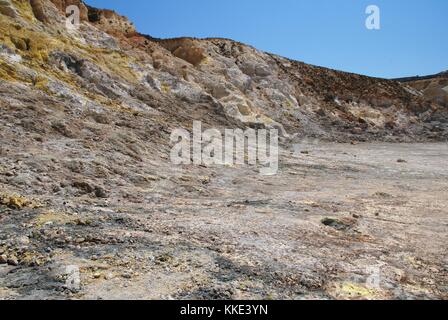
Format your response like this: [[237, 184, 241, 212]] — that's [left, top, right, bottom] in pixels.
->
[[1, 142, 447, 300]]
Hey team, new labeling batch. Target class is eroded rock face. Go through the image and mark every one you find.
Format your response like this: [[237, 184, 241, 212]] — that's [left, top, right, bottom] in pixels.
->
[[403, 73, 448, 108], [86, 5, 135, 36]]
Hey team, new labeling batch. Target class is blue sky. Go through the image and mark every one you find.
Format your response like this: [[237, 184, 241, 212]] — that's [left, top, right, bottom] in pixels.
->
[[85, 0, 447, 79]]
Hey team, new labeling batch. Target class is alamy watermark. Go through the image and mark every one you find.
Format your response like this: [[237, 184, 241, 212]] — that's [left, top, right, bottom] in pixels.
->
[[65, 265, 80, 291], [65, 5, 80, 31], [366, 265, 382, 289], [365, 5, 381, 30], [170, 121, 279, 176]]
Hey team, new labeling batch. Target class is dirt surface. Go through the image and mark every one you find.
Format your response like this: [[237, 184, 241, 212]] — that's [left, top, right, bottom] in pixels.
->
[[1, 142, 447, 300]]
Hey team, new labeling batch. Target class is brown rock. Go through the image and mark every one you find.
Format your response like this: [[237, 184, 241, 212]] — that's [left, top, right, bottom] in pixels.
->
[[10, 36, 29, 51], [0, 0, 17, 18], [173, 46, 206, 67], [30, 0, 47, 22]]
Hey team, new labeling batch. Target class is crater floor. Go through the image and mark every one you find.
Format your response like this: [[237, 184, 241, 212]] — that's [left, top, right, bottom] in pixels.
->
[[1, 142, 447, 300]]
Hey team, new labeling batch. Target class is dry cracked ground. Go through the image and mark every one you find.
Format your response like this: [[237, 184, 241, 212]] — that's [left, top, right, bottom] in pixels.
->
[[0, 0, 447, 300]]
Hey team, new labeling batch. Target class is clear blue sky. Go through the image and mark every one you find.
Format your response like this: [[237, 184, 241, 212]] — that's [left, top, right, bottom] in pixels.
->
[[85, 0, 447, 79]]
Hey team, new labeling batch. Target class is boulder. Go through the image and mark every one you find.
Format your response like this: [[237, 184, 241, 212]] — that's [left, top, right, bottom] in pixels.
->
[[0, 0, 17, 18], [172, 45, 206, 66], [29, 0, 47, 22], [86, 5, 136, 36]]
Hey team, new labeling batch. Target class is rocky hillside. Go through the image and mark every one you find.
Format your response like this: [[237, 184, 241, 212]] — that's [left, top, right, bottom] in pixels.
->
[[1, 0, 447, 144]]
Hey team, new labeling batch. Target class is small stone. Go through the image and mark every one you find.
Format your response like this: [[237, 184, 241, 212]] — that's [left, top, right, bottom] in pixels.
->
[[75, 237, 85, 244], [75, 218, 91, 226], [321, 217, 355, 231], [10, 36, 28, 51], [397, 159, 407, 163], [105, 273, 114, 280], [94, 187, 109, 199], [7, 256, 19, 266], [0, 254, 7, 264], [17, 236, 30, 245], [201, 176, 210, 185]]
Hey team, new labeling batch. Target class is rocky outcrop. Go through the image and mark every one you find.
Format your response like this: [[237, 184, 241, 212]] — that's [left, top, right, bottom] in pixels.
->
[[156, 38, 207, 66], [49, 0, 88, 21], [29, 0, 126, 32], [398, 72, 448, 108], [172, 45, 206, 66], [29, 0, 70, 24], [29, 0, 47, 22], [86, 5, 135, 36]]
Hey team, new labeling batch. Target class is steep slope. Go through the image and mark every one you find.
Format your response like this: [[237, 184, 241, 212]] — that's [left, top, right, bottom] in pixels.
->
[[1, 0, 447, 145]]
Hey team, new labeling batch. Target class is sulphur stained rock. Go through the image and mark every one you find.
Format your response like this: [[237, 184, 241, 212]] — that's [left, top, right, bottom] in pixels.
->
[[10, 35, 29, 51]]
